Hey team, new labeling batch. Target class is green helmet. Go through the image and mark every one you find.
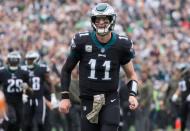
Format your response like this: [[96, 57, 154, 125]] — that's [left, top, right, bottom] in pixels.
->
[[90, 3, 116, 35], [25, 51, 40, 69], [7, 51, 21, 70]]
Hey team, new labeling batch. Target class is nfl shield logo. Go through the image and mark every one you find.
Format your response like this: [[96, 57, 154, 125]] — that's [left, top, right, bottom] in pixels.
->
[[85, 45, 92, 52], [101, 48, 105, 53]]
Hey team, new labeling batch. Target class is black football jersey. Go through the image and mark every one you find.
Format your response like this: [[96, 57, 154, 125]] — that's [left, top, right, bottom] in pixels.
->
[[179, 73, 190, 102], [67, 31, 135, 96], [24, 64, 50, 99], [0, 67, 29, 103]]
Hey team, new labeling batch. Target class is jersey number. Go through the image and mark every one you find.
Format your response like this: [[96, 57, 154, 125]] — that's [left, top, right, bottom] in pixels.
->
[[88, 59, 111, 80], [7, 79, 23, 93], [32, 77, 40, 91]]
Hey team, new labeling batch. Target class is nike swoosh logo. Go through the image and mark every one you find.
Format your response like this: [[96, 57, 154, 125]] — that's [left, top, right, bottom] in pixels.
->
[[111, 99, 116, 103]]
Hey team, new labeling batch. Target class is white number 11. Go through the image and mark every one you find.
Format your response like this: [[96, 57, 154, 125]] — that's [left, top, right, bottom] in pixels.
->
[[88, 59, 111, 80]]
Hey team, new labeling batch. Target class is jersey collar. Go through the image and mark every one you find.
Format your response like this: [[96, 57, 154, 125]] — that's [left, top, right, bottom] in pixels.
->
[[90, 31, 116, 51]]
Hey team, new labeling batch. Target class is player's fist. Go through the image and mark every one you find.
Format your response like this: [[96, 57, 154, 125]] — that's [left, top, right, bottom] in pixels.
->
[[129, 96, 138, 110], [59, 99, 71, 114]]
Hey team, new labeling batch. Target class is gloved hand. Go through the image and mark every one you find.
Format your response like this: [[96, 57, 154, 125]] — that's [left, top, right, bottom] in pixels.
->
[[22, 94, 28, 103], [51, 93, 59, 109]]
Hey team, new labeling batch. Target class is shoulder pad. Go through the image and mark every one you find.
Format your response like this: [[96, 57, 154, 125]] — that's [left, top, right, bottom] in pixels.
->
[[117, 35, 133, 48], [74, 32, 90, 41], [76, 31, 90, 39], [70, 32, 90, 50], [118, 35, 129, 41]]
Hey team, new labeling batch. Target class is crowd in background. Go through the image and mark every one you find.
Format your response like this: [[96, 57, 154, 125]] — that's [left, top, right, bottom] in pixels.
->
[[0, 0, 190, 131]]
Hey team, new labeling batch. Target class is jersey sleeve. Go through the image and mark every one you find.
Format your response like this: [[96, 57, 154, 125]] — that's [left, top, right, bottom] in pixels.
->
[[120, 38, 135, 65], [0, 67, 5, 84], [23, 70, 30, 84], [43, 84, 51, 101], [61, 33, 83, 93], [68, 33, 83, 61]]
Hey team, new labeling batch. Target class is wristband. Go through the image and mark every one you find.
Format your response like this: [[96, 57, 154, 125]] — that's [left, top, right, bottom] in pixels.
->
[[61, 91, 70, 99], [127, 80, 138, 96]]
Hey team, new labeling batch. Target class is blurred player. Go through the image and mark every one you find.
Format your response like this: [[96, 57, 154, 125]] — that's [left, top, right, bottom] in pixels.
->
[[172, 64, 190, 131], [22, 51, 58, 131], [0, 51, 31, 131], [59, 3, 139, 131]]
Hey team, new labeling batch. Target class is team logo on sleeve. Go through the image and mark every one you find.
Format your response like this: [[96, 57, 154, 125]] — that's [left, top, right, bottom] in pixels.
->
[[85, 45, 92, 52], [71, 39, 76, 49], [131, 40, 134, 48]]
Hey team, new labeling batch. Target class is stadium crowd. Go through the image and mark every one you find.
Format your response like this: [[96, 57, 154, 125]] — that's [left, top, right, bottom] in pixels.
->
[[0, 0, 190, 131]]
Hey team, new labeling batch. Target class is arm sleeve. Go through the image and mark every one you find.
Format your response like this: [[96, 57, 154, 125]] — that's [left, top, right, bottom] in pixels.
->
[[120, 39, 135, 65], [61, 55, 79, 92], [61, 34, 81, 92], [0, 69, 3, 84], [42, 65, 55, 93], [43, 84, 51, 101], [23, 70, 33, 95], [24, 71, 30, 85]]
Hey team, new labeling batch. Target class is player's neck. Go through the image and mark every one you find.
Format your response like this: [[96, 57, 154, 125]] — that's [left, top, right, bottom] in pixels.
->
[[96, 32, 112, 44]]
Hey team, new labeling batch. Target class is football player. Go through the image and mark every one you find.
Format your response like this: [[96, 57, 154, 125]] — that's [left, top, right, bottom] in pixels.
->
[[0, 51, 31, 131], [22, 51, 58, 131], [59, 3, 139, 131], [171, 64, 190, 131]]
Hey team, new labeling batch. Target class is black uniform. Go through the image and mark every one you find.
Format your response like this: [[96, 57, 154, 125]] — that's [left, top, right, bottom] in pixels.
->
[[22, 64, 50, 131], [61, 31, 135, 131], [0, 66, 30, 131], [178, 71, 190, 131]]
